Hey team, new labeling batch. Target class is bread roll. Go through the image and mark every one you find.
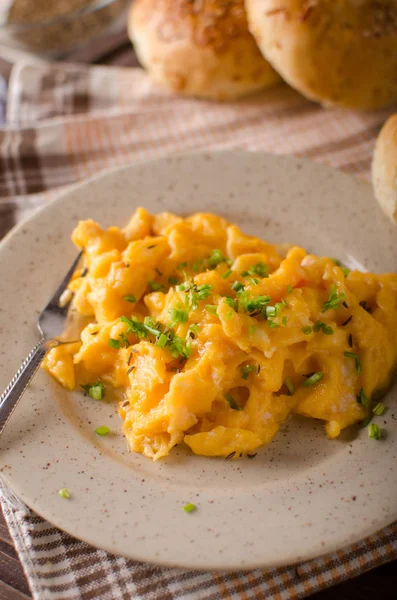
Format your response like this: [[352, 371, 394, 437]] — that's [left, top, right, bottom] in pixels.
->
[[245, 0, 397, 109], [372, 114, 397, 224], [128, 0, 281, 100]]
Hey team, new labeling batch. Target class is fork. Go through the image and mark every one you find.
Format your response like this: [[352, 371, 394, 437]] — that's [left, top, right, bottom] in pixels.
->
[[0, 251, 83, 437]]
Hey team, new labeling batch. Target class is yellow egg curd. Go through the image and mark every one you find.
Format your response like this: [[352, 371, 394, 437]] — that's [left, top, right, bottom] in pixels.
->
[[43, 208, 397, 460]]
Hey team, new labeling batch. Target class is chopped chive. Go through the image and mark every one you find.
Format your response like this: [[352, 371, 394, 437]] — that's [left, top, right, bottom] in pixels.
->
[[344, 351, 362, 375], [108, 338, 121, 349], [231, 281, 244, 293], [224, 393, 241, 410], [205, 304, 217, 315], [368, 423, 381, 440], [177, 261, 188, 270], [357, 388, 369, 409], [284, 376, 295, 395], [121, 315, 147, 338], [302, 326, 312, 335], [58, 488, 71, 499], [303, 372, 323, 387], [225, 297, 235, 309], [189, 324, 200, 335], [183, 503, 196, 513], [192, 259, 203, 273], [123, 295, 136, 303], [143, 316, 162, 337], [176, 281, 190, 292], [156, 333, 168, 348], [281, 298, 288, 307], [169, 308, 189, 325], [95, 426, 110, 436], [314, 321, 334, 335], [241, 262, 268, 278], [268, 321, 279, 328], [226, 310, 233, 320], [241, 364, 257, 380], [287, 284, 293, 294], [168, 276, 179, 285], [119, 332, 130, 348], [373, 402, 385, 416], [265, 305, 277, 318], [248, 277, 259, 286], [208, 249, 227, 268], [222, 269, 232, 279], [148, 280, 164, 292], [81, 382, 105, 400], [341, 267, 350, 278], [322, 284, 346, 312], [282, 316, 287, 326]]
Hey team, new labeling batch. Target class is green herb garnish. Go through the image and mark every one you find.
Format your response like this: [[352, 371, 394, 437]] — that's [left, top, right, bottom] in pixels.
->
[[231, 281, 244, 293], [108, 338, 121, 349], [368, 423, 381, 440], [95, 426, 110, 436], [192, 259, 203, 273], [344, 351, 362, 375], [241, 364, 257, 380], [168, 276, 179, 285], [148, 280, 164, 292], [224, 393, 241, 410], [302, 326, 312, 335], [123, 295, 136, 303], [58, 488, 71, 499], [265, 306, 277, 318], [282, 316, 287, 326], [177, 261, 188, 270], [322, 284, 346, 312], [222, 269, 232, 279], [120, 315, 147, 338], [205, 304, 217, 315], [81, 382, 105, 400], [183, 503, 196, 513], [208, 249, 228, 268], [241, 262, 268, 278], [303, 372, 323, 387], [156, 333, 168, 348], [373, 402, 385, 416], [169, 308, 189, 326], [284, 377, 295, 395], [314, 321, 334, 335], [287, 284, 293, 294], [357, 388, 369, 409]]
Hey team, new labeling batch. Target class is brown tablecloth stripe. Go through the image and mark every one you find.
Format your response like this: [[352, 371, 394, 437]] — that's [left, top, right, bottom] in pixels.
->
[[0, 54, 396, 600]]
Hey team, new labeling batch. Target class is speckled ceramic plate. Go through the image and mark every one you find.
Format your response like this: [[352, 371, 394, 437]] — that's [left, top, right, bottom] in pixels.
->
[[0, 152, 396, 571]]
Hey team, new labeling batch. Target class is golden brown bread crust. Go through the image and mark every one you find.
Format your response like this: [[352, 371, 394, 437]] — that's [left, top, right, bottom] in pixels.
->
[[129, 0, 281, 100], [245, 0, 397, 109], [372, 114, 397, 224]]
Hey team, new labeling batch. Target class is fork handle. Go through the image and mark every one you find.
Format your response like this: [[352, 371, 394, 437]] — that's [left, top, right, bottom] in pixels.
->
[[0, 339, 55, 437]]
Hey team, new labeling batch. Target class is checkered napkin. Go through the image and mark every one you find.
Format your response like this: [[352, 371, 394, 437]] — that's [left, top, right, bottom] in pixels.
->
[[0, 56, 396, 600]]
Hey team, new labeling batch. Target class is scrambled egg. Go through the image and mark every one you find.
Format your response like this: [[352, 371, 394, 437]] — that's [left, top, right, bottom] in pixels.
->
[[43, 209, 397, 460]]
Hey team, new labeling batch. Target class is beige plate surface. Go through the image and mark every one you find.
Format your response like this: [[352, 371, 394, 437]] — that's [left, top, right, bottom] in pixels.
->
[[0, 152, 396, 571]]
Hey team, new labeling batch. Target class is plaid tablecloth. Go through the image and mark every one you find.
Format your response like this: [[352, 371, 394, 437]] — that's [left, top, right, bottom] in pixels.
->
[[0, 52, 396, 600]]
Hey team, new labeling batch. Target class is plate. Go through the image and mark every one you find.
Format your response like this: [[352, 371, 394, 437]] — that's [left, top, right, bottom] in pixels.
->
[[0, 152, 396, 571]]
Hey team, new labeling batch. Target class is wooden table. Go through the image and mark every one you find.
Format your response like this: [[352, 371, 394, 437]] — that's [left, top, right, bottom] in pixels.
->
[[0, 32, 396, 600]]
